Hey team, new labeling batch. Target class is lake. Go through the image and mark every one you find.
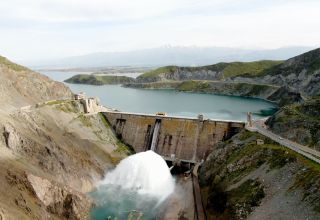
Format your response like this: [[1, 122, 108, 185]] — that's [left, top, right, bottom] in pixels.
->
[[40, 70, 278, 121]]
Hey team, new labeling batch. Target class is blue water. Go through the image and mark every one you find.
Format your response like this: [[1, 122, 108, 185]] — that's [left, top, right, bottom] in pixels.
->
[[90, 185, 161, 220], [40, 70, 277, 121]]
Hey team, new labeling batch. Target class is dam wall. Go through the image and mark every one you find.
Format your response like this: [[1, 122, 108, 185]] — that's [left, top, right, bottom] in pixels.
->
[[103, 112, 245, 163]]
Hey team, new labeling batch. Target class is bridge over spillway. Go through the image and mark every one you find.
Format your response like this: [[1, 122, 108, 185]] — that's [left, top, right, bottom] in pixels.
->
[[102, 111, 245, 163]]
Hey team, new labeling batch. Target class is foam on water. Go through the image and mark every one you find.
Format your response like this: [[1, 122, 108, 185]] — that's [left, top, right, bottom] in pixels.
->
[[99, 150, 175, 199]]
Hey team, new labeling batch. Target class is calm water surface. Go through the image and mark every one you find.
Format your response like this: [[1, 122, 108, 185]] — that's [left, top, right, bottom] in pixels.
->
[[40, 70, 277, 121]]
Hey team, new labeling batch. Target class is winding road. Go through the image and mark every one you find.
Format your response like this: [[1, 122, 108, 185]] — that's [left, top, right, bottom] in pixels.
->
[[246, 119, 320, 164]]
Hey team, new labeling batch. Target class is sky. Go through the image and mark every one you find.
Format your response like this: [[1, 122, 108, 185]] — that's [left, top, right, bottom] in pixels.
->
[[0, 0, 319, 62]]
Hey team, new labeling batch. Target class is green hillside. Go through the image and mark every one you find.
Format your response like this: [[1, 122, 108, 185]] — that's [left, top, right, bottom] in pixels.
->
[[0, 56, 29, 71], [64, 74, 135, 85], [137, 60, 283, 81]]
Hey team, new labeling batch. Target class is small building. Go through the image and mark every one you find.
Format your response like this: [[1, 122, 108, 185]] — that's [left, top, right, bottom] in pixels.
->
[[256, 139, 264, 145], [74, 92, 86, 100], [198, 114, 204, 121], [81, 97, 100, 113]]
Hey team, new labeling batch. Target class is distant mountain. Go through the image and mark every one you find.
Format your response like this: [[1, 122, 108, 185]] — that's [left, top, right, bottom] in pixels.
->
[[26, 46, 315, 69]]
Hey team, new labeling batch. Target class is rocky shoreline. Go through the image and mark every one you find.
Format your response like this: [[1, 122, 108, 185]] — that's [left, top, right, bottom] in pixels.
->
[[124, 80, 301, 106]]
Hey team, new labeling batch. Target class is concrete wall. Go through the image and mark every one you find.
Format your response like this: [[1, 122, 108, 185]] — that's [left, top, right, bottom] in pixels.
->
[[103, 112, 244, 162], [81, 98, 100, 113]]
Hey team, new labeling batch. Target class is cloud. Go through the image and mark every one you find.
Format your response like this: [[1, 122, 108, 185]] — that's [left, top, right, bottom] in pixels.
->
[[0, 0, 319, 61]]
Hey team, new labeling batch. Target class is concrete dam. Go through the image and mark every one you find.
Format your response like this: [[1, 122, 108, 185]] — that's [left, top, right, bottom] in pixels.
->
[[103, 111, 245, 163]]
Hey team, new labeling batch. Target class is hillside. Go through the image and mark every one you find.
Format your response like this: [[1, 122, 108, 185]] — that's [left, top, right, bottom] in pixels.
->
[[0, 56, 130, 219], [231, 48, 320, 97], [65, 74, 135, 85], [0, 56, 72, 111], [136, 60, 282, 83], [267, 96, 320, 150], [129, 48, 320, 104], [200, 130, 320, 220]]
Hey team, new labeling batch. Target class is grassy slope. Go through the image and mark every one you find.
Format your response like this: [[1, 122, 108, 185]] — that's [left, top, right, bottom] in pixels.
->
[[267, 96, 320, 148], [137, 60, 283, 80], [222, 60, 283, 78], [200, 130, 320, 219], [0, 55, 72, 110], [0, 56, 30, 71], [176, 80, 278, 97], [137, 66, 179, 79], [65, 74, 135, 85], [263, 48, 320, 77]]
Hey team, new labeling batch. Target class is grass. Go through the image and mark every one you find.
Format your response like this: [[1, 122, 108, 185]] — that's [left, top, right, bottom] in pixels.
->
[[228, 179, 265, 208], [113, 140, 135, 155], [98, 113, 110, 128], [77, 114, 92, 127], [309, 58, 320, 74], [44, 100, 79, 113], [0, 56, 29, 72], [271, 97, 320, 147], [137, 60, 283, 80], [222, 60, 283, 78], [177, 80, 210, 91], [205, 129, 320, 218], [137, 66, 178, 79], [175, 80, 277, 97]]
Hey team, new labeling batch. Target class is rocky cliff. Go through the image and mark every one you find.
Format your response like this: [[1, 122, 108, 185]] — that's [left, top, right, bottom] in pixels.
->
[[133, 48, 320, 103], [199, 130, 320, 220], [136, 61, 282, 83], [228, 48, 320, 97], [124, 80, 302, 106], [0, 57, 129, 220]]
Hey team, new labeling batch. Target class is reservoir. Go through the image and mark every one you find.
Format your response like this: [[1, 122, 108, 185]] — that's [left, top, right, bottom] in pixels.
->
[[40, 71, 277, 121]]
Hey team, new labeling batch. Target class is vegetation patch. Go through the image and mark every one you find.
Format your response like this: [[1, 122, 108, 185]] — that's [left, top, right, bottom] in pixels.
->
[[137, 66, 178, 79], [0, 56, 30, 71], [177, 80, 210, 91], [44, 100, 80, 113], [265, 147, 296, 169], [222, 60, 283, 78], [202, 129, 320, 219], [137, 60, 282, 81], [77, 114, 92, 127], [65, 74, 135, 85], [113, 140, 135, 155], [267, 96, 320, 148], [227, 179, 265, 218], [309, 58, 320, 74], [98, 113, 110, 128]]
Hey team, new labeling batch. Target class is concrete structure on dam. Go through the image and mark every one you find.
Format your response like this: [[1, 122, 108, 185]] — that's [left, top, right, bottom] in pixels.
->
[[103, 111, 245, 163]]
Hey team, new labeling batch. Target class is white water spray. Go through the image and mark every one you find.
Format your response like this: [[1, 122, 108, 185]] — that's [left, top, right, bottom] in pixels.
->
[[100, 150, 175, 200]]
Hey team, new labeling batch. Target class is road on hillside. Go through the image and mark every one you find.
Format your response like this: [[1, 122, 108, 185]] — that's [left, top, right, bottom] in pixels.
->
[[247, 119, 320, 164]]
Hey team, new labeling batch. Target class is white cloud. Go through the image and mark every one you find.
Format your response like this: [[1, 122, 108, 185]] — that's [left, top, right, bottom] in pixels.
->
[[0, 0, 319, 61]]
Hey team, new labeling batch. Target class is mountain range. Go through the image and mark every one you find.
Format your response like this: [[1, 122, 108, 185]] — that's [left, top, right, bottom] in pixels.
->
[[26, 46, 315, 69]]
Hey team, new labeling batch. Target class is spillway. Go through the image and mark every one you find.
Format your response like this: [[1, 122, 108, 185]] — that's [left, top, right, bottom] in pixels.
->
[[150, 119, 161, 151], [90, 150, 175, 219]]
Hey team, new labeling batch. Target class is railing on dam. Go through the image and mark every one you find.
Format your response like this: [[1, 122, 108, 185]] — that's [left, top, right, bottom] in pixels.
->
[[104, 110, 245, 124], [103, 111, 245, 163]]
